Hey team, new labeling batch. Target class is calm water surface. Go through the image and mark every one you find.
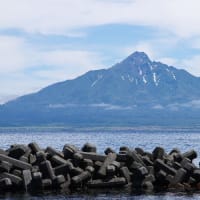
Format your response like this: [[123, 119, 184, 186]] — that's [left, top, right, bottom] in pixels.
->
[[0, 126, 200, 199]]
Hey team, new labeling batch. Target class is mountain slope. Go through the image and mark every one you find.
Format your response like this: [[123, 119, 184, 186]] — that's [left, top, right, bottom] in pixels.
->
[[1, 51, 200, 126]]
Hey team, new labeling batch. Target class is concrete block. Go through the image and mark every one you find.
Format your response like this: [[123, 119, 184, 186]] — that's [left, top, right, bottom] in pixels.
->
[[106, 165, 116, 176], [0, 154, 32, 170], [79, 152, 106, 162], [51, 155, 68, 166], [54, 163, 71, 176], [182, 150, 197, 161], [142, 156, 153, 166], [36, 151, 46, 163], [71, 167, 84, 176], [152, 147, 165, 160], [94, 161, 102, 171], [12, 169, 22, 177], [42, 179, 52, 188], [82, 143, 97, 153], [55, 175, 66, 186], [72, 171, 91, 185], [85, 166, 95, 174], [20, 156, 29, 163], [135, 147, 144, 156], [63, 144, 78, 159], [104, 147, 115, 155], [0, 178, 12, 189], [46, 146, 64, 158], [98, 153, 117, 177], [120, 166, 131, 183], [142, 181, 154, 190], [22, 169, 32, 191], [40, 160, 56, 180], [0, 172, 22, 186], [8, 145, 27, 159], [28, 142, 42, 154], [87, 177, 126, 188], [0, 161, 12, 172], [29, 154, 37, 164], [154, 159, 177, 175]]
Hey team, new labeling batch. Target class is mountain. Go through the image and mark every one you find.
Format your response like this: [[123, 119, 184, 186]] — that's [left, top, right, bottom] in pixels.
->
[[1, 51, 200, 126]]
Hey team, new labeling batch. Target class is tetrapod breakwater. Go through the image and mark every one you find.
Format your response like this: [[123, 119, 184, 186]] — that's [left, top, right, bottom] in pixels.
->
[[0, 142, 199, 193]]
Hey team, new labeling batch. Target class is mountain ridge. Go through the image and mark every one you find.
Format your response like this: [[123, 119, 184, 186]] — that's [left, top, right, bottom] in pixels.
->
[[1, 51, 200, 126]]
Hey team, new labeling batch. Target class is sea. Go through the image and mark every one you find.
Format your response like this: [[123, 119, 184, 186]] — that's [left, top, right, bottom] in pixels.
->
[[1, 126, 200, 200]]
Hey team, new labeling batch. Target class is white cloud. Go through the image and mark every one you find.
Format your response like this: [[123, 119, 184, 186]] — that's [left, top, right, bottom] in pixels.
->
[[157, 55, 200, 77], [0, 35, 104, 103], [123, 36, 180, 62], [40, 50, 103, 78], [182, 100, 200, 108], [158, 57, 179, 67], [181, 56, 200, 77], [166, 100, 200, 111], [0, 36, 28, 73], [0, 0, 200, 37], [152, 104, 164, 110]]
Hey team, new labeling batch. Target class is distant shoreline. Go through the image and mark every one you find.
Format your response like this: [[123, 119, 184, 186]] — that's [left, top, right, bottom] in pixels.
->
[[0, 125, 200, 133]]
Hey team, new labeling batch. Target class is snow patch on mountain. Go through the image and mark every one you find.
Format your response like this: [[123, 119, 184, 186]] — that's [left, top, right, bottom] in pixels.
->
[[121, 75, 125, 81], [139, 67, 143, 75], [91, 74, 103, 87], [143, 76, 147, 84], [127, 74, 134, 82], [153, 73, 159, 86], [171, 71, 176, 80]]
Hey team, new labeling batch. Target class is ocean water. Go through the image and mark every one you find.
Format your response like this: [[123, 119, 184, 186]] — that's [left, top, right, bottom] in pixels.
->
[[0, 126, 200, 199]]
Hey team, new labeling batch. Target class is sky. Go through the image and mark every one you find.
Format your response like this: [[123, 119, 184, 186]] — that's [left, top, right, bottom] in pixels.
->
[[1, 0, 200, 103]]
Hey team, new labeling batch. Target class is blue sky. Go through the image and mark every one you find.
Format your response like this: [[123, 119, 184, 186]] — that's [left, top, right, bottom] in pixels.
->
[[0, 0, 200, 103]]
